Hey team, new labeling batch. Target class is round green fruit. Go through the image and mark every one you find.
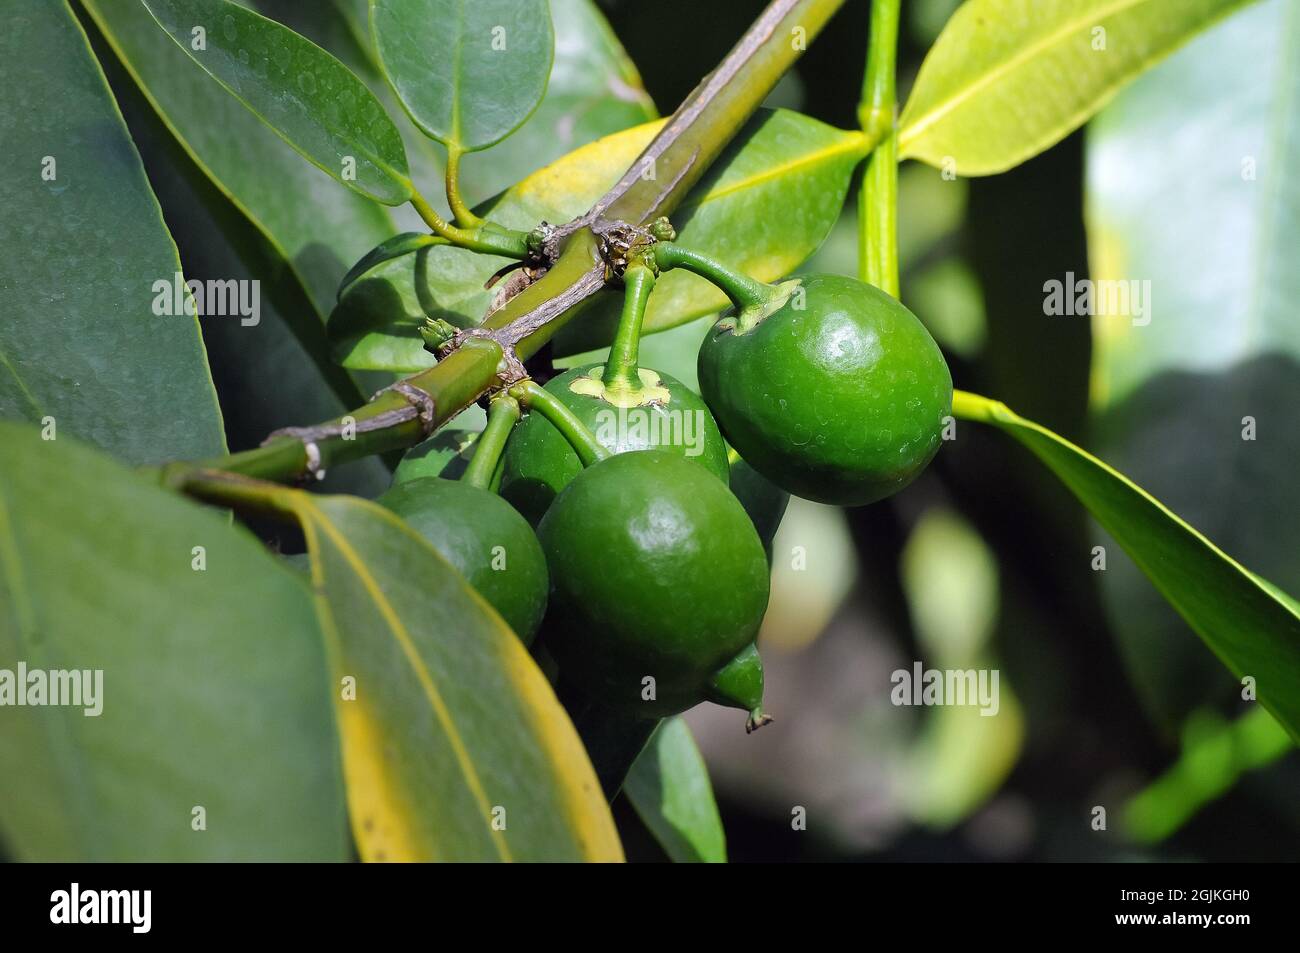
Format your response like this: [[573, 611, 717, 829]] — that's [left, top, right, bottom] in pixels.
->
[[698, 274, 952, 506], [537, 450, 771, 727], [379, 477, 547, 644], [729, 455, 790, 559], [500, 363, 729, 525], [392, 428, 478, 485]]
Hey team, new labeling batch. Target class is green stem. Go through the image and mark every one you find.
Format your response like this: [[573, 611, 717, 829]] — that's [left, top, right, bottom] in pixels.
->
[[445, 145, 483, 229], [653, 242, 774, 311], [409, 189, 527, 258], [461, 394, 520, 489], [857, 0, 900, 296], [602, 263, 657, 391], [508, 380, 610, 467]]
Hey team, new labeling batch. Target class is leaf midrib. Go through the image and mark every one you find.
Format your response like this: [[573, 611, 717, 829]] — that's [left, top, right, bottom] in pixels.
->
[[900, 0, 1150, 149], [298, 499, 511, 861]]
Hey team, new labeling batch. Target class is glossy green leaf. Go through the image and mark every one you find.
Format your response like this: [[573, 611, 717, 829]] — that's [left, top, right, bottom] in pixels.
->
[[0, 422, 345, 861], [332, 109, 868, 370], [455, 0, 657, 204], [338, 231, 447, 300], [371, 0, 553, 152], [284, 491, 622, 861], [954, 391, 1300, 742], [0, 0, 224, 465], [333, 0, 657, 209], [141, 0, 412, 203], [88, 0, 399, 313], [624, 717, 726, 863], [1085, 0, 1300, 725], [899, 0, 1257, 176], [107, 70, 389, 497]]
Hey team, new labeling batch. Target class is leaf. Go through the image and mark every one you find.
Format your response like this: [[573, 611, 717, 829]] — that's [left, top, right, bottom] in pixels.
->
[[0, 422, 345, 860], [86, 0, 398, 314], [141, 0, 412, 204], [899, 0, 1257, 176], [624, 717, 726, 863], [106, 69, 390, 496], [0, 0, 224, 465], [332, 109, 868, 370], [332, 0, 657, 208], [371, 0, 554, 152], [338, 232, 446, 300], [953, 390, 1300, 742], [285, 492, 622, 861], [1085, 0, 1300, 725], [456, 0, 658, 204]]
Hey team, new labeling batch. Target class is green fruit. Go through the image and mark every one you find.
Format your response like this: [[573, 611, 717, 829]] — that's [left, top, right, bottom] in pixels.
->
[[500, 363, 730, 525], [537, 451, 771, 728], [729, 455, 789, 558], [379, 478, 547, 644], [392, 428, 478, 484], [698, 274, 952, 506]]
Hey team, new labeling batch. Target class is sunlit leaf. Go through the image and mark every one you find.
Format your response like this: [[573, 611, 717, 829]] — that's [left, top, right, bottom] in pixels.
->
[[899, 0, 1256, 175]]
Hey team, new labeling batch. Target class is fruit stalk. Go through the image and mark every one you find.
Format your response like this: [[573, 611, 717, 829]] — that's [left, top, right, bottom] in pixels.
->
[[601, 262, 657, 393], [508, 380, 611, 467], [461, 395, 520, 490], [652, 242, 776, 312]]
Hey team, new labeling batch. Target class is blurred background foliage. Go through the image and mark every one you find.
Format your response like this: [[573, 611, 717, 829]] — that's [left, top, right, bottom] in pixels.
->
[[85, 0, 1297, 860], [596, 0, 1298, 861]]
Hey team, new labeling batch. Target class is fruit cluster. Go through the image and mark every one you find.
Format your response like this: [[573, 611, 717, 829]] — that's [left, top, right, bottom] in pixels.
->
[[381, 233, 952, 733]]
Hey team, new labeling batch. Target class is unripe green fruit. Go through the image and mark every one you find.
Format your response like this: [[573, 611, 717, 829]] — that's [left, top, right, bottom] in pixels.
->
[[379, 478, 547, 644], [537, 451, 771, 726], [729, 455, 789, 559], [392, 428, 478, 484], [698, 274, 952, 506], [500, 363, 729, 525]]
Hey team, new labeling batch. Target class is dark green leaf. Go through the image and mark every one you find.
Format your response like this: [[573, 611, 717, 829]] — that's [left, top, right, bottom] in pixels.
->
[[0, 0, 224, 465], [84, 0, 396, 413], [371, 0, 553, 152], [141, 0, 412, 203], [624, 717, 726, 863], [0, 422, 345, 860]]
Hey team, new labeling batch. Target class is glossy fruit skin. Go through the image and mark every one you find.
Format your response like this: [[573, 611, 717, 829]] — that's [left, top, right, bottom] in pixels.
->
[[537, 451, 770, 718], [393, 428, 477, 484], [698, 274, 952, 506], [500, 363, 730, 525], [378, 478, 547, 644], [729, 456, 790, 559]]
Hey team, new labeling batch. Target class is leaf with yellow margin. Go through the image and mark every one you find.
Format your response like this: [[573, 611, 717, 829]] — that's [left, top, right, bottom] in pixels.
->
[[288, 492, 622, 861]]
